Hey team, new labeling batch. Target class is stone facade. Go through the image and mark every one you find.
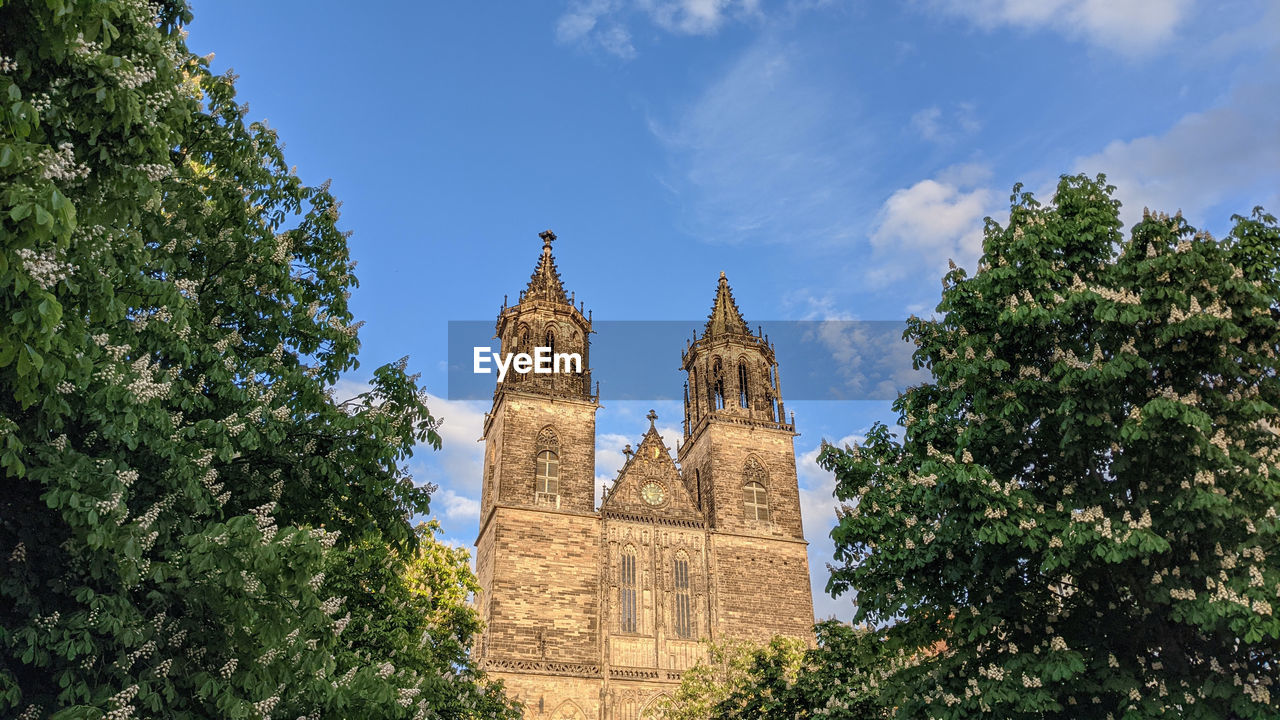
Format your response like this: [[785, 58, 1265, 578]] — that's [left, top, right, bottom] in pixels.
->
[[474, 232, 815, 718]]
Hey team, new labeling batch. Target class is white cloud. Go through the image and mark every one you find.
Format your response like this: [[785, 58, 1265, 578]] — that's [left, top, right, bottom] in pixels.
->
[[595, 431, 633, 503], [795, 432, 863, 621], [417, 394, 490, 494], [866, 163, 997, 287], [556, 0, 759, 58], [1072, 71, 1280, 231], [436, 488, 481, 520], [926, 0, 1194, 56]]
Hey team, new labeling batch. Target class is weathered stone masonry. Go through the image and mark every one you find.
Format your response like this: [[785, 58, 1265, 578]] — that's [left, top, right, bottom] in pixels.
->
[[474, 231, 815, 719]]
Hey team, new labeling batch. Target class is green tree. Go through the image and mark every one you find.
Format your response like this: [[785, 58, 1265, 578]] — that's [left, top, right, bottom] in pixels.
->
[[786, 621, 891, 719], [0, 1, 515, 718], [820, 175, 1280, 718], [652, 636, 803, 720], [655, 623, 889, 720]]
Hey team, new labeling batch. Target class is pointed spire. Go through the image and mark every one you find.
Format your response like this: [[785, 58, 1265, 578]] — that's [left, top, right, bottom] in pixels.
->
[[703, 271, 750, 338], [523, 230, 569, 303]]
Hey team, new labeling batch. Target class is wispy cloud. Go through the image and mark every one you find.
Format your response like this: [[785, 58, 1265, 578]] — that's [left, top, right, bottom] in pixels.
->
[[642, 0, 762, 34], [1072, 66, 1280, 231], [556, 0, 761, 58], [557, 0, 637, 59], [923, 0, 1194, 57], [911, 102, 981, 144], [651, 40, 876, 245]]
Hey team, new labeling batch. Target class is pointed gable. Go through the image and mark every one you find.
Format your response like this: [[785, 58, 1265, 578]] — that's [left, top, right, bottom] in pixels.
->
[[523, 229, 570, 303], [601, 412, 703, 524], [703, 271, 751, 338]]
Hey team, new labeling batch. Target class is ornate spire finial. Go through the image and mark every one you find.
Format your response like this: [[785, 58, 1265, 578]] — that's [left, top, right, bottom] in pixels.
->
[[647, 409, 658, 426], [703, 271, 750, 338], [522, 230, 569, 304]]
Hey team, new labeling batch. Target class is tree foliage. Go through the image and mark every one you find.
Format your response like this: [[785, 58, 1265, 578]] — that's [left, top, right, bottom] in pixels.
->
[[654, 622, 889, 720], [0, 1, 515, 717], [653, 635, 804, 720], [820, 175, 1280, 718]]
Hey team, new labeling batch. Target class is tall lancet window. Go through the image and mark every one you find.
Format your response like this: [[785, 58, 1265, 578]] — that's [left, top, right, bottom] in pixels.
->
[[693, 367, 703, 418], [712, 358, 725, 410], [743, 457, 769, 521], [535, 427, 559, 505], [673, 554, 693, 639], [737, 360, 750, 410], [620, 548, 638, 633]]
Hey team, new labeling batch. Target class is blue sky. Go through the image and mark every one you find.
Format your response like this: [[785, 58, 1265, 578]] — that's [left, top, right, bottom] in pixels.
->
[[187, 0, 1280, 621]]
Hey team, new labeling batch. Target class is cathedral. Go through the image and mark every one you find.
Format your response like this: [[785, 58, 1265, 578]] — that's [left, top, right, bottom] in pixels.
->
[[473, 232, 815, 719]]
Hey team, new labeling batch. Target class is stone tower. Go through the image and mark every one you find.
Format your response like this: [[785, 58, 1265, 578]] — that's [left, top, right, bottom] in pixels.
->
[[474, 230, 602, 701], [676, 272, 812, 642], [474, 236, 813, 720]]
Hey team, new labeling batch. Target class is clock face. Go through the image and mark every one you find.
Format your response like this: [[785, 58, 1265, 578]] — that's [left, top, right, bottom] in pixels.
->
[[640, 481, 666, 506]]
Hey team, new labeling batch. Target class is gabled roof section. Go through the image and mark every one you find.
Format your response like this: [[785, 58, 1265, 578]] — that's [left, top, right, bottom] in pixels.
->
[[703, 271, 751, 338], [523, 230, 569, 303], [601, 412, 703, 523]]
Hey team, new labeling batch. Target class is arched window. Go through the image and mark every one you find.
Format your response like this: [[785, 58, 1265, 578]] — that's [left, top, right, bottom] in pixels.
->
[[673, 554, 692, 639], [535, 450, 559, 504], [743, 481, 768, 521], [712, 358, 725, 410], [518, 324, 530, 353], [743, 456, 769, 521], [737, 360, 750, 409], [692, 367, 702, 418], [545, 328, 555, 356], [620, 547, 637, 633]]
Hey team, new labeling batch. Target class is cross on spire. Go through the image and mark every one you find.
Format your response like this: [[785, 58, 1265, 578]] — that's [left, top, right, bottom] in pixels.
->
[[647, 409, 658, 426]]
